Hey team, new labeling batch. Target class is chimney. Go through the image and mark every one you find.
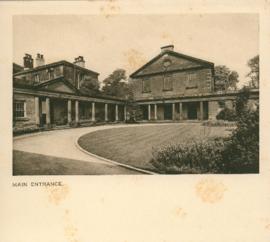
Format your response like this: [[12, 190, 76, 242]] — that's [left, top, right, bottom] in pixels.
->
[[35, 53, 45, 67], [73, 56, 85, 68], [23, 54, 33, 70], [161, 45, 174, 53]]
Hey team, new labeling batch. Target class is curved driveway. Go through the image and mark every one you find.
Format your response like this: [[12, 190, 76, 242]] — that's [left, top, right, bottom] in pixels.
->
[[13, 124, 162, 175]]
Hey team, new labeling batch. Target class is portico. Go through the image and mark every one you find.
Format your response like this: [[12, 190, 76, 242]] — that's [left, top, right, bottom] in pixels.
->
[[15, 87, 127, 130]]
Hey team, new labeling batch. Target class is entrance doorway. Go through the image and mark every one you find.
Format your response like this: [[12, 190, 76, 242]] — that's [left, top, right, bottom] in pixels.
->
[[50, 99, 68, 126], [164, 104, 172, 120], [187, 102, 198, 120], [141, 105, 148, 120]]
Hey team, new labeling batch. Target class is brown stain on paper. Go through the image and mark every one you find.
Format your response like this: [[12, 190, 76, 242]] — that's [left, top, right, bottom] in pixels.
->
[[265, 223, 270, 230], [259, 218, 270, 231], [196, 178, 227, 203], [123, 49, 147, 72], [63, 209, 80, 242], [46, 184, 69, 205], [174, 207, 187, 218], [100, 0, 120, 18]]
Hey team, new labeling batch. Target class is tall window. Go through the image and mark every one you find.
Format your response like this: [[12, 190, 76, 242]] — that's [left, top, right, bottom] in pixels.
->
[[47, 68, 55, 80], [186, 73, 198, 89], [163, 74, 173, 91], [142, 78, 151, 93], [77, 73, 85, 89], [14, 101, 26, 118], [34, 74, 40, 83]]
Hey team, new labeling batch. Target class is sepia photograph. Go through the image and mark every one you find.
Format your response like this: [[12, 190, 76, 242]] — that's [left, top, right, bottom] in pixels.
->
[[12, 14, 259, 175], [1, 2, 269, 242]]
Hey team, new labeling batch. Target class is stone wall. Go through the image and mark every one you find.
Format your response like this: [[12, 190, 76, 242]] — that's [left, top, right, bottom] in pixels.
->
[[13, 93, 37, 129], [132, 67, 213, 100], [208, 101, 221, 120], [15, 65, 64, 85]]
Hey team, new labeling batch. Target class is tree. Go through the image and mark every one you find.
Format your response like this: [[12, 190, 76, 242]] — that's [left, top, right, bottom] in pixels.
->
[[247, 55, 259, 88], [102, 69, 131, 98], [79, 76, 100, 96], [214, 65, 239, 91]]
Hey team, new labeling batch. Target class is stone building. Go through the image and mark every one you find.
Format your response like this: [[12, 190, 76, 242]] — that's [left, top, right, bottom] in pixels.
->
[[130, 45, 259, 121], [13, 47, 259, 132], [13, 54, 127, 132]]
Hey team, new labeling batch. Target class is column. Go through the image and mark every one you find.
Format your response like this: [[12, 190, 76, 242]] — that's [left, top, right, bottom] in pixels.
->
[[104, 103, 108, 122], [200, 101, 204, 120], [91, 102, 95, 122], [179, 102, 183, 121], [148, 104, 151, 121], [75, 100, 79, 123], [124, 105, 127, 121], [115, 104, 119, 121], [67, 100, 72, 124], [172, 103, 175, 121], [154, 104, 157, 120], [45, 97, 50, 125], [34, 97, 40, 125]]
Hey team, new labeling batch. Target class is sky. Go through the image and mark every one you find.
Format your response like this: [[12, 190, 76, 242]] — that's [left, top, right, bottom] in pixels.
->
[[13, 14, 259, 86]]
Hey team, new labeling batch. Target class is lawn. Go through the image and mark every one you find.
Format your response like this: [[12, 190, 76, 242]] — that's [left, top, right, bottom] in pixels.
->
[[78, 124, 232, 172], [13, 150, 139, 175]]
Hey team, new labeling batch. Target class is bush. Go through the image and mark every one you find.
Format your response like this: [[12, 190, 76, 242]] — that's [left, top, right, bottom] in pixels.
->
[[126, 104, 143, 123], [151, 87, 259, 174], [216, 107, 237, 121], [151, 139, 225, 174], [221, 106, 259, 173], [13, 126, 41, 136], [202, 120, 236, 127]]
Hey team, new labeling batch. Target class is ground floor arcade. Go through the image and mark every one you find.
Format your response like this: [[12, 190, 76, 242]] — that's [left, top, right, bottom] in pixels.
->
[[37, 97, 126, 127], [140, 101, 210, 121], [13, 88, 127, 130]]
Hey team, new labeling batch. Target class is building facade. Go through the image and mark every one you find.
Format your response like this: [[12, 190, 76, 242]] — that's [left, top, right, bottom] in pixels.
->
[[130, 45, 259, 121], [13, 54, 127, 133], [13, 47, 259, 133]]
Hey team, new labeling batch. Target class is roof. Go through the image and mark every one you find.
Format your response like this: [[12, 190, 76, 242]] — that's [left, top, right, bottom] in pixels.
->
[[13, 63, 24, 74], [130, 50, 214, 78], [13, 76, 126, 101], [13, 60, 99, 76], [34, 76, 80, 94]]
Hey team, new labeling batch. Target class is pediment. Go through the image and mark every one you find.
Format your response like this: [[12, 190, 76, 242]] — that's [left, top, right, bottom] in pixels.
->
[[131, 52, 213, 77], [36, 79, 78, 94]]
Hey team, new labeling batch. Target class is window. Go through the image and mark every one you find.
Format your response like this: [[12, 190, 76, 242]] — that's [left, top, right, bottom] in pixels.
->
[[34, 74, 40, 83], [14, 101, 26, 118], [186, 73, 198, 89], [77, 73, 85, 89], [47, 68, 55, 79], [163, 74, 173, 91], [142, 78, 151, 93]]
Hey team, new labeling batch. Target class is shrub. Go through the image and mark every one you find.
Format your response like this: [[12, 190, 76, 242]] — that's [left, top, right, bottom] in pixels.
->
[[151, 87, 259, 174], [221, 106, 259, 173], [126, 104, 143, 123], [216, 107, 237, 121], [202, 120, 236, 127], [13, 126, 41, 136], [151, 139, 225, 174]]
